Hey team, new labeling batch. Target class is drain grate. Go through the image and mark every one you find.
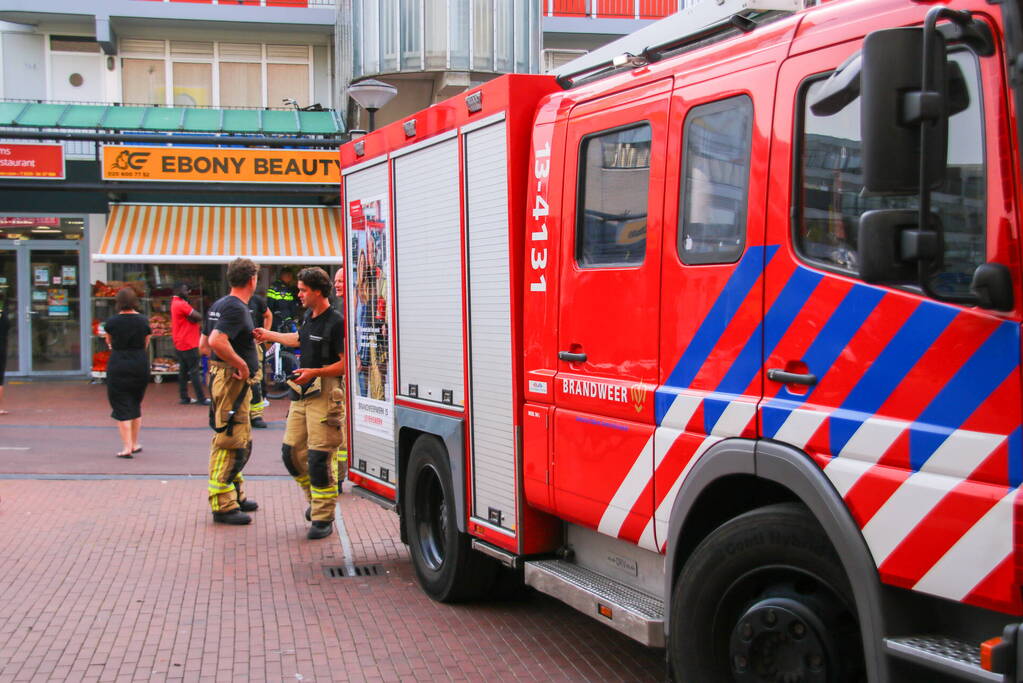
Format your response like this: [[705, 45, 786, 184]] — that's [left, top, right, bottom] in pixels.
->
[[323, 564, 385, 578]]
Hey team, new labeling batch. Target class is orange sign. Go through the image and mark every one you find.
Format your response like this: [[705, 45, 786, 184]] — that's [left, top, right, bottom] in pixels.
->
[[101, 145, 340, 184]]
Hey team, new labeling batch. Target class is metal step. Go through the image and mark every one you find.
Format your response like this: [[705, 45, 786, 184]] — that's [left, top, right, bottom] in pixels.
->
[[350, 485, 397, 511], [524, 559, 664, 647], [883, 636, 1002, 682]]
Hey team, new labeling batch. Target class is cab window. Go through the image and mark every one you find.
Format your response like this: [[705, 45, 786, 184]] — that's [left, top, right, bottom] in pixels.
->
[[576, 124, 651, 267], [797, 50, 986, 296], [679, 95, 753, 265]]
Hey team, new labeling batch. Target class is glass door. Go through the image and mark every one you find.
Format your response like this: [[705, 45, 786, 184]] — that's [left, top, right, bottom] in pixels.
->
[[0, 249, 15, 374], [27, 248, 84, 373]]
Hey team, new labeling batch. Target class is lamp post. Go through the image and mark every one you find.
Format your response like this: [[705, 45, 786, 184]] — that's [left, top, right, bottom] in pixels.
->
[[346, 79, 398, 132]]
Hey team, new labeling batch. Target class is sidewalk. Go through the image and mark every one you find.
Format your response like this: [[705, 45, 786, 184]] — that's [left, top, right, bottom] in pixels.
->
[[0, 381, 666, 682], [0, 479, 661, 682], [0, 379, 290, 476]]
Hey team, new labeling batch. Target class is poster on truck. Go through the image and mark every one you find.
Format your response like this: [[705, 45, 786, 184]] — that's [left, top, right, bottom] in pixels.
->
[[348, 197, 393, 440]]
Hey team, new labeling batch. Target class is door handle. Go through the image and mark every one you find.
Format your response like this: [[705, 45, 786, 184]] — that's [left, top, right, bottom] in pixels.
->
[[767, 368, 817, 386], [558, 351, 587, 363]]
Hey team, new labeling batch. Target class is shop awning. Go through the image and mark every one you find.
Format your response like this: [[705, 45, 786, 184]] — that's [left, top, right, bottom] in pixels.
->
[[0, 102, 344, 136], [94, 203, 343, 264]]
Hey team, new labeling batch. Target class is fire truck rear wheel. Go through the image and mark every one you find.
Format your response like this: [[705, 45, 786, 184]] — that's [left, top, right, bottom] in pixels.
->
[[404, 435, 497, 602], [669, 503, 864, 683]]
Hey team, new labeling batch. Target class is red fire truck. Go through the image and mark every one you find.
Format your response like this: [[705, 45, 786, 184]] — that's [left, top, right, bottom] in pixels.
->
[[338, 0, 1023, 679]]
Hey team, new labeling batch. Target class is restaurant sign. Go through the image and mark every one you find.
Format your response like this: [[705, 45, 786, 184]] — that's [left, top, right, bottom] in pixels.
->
[[101, 145, 341, 184], [0, 143, 65, 179]]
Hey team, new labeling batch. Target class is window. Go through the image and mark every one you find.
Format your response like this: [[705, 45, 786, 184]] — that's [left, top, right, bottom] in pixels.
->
[[50, 36, 100, 53], [798, 51, 985, 296], [219, 63, 262, 108], [118, 39, 312, 109], [577, 124, 652, 267], [679, 96, 753, 264], [122, 59, 166, 105]]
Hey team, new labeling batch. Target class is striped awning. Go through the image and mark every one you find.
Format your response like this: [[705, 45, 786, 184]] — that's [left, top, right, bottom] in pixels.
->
[[94, 203, 343, 264]]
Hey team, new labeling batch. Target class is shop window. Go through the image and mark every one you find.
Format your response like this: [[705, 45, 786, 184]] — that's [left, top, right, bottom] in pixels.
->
[[268, 64, 309, 109], [122, 59, 166, 106], [220, 62, 262, 108], [678, 95, 753, 265], [797, 50, 985, 296], [576, 124, 652, 268], [173, 62, 212, 107]]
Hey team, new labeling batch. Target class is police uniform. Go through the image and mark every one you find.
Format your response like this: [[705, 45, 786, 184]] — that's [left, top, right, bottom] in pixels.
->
[[282, 306, 345, 537], [204, 294, 259, 521], [247, 293, 269, 425], [267, 278, 299, 331]]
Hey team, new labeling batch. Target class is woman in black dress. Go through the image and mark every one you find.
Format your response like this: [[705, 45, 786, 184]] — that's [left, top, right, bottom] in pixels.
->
[[104, 287, 152, 458]]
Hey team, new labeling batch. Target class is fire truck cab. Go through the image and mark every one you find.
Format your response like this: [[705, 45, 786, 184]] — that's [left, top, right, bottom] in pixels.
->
[[339, 0, 1023, 680]]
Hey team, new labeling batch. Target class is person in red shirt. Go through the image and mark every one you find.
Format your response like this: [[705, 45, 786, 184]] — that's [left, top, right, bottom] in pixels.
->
[[170, 283, 209, 405]]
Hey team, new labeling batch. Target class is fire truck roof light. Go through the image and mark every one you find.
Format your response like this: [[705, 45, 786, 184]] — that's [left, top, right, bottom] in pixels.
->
[[554, 0, 806, 88]]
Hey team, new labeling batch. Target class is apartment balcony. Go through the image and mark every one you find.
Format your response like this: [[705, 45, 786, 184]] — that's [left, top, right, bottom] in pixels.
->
[[0, 0, 336, 40]]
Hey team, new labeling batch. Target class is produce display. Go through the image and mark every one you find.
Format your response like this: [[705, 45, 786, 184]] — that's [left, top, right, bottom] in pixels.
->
[[149, 312, 171, 336], [151, 357, 179, 373], [92, 280, 146, 297]]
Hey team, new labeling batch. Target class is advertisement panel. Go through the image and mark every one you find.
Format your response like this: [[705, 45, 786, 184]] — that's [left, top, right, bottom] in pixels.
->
[[348, 197, 393, 440], [0, 143, 65, 179], [101, 145, 341, 184]]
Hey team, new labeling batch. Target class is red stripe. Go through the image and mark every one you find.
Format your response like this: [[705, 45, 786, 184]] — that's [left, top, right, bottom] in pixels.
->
[[762, 276, 852, 401], [960, 372, 1022, 440], [877, 479, 1005, 587], [962, 555, 1020, 614], [843, 434, 913, 527], [875, 311, 990, 421]]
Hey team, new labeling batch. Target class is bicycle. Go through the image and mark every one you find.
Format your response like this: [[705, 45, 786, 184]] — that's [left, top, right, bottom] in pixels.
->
[[262, 318, 299, 400]]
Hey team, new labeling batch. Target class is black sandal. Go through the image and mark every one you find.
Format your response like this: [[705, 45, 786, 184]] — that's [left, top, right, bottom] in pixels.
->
[[116, 452, 133, 459]]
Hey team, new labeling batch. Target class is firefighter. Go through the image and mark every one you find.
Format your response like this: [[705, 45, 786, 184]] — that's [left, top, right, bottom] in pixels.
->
[[255, 267, 345, 540], [205, 258, 261, 525], [266, 267, 299, 332]]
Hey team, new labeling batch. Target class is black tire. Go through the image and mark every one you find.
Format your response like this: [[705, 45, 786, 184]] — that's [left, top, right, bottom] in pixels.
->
[[403, 435, 497, 602], [263, 349, 298, 400], [669, 503, 865, 683]]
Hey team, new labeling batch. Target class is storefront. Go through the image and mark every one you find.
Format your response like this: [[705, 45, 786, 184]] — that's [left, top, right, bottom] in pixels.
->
[[0, 132, 345, 380], [1, 215, 90, 377], [90, 202, 343, 380]]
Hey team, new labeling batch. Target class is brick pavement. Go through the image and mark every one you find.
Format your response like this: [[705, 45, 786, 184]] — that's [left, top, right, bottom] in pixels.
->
[[0, 479, 664, 682]]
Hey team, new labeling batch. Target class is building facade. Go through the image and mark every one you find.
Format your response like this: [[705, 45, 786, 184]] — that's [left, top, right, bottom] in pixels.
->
[[0, 0, 344, 380]]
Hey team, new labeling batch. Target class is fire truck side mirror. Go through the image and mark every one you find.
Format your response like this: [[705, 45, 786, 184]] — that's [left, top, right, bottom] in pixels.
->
[[860, 26, 949, 194], [858, 209, 936, 285]]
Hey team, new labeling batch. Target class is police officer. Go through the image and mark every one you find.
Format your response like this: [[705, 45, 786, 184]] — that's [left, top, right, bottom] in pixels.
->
[[205, 258, 261, 525], [255, 267, 345, 540], [267, 267, 299, 332], [247, 289, 272, 429]]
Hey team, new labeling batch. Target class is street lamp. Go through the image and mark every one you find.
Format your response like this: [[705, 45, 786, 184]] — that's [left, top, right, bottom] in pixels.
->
[[347, 79, 398, 132]]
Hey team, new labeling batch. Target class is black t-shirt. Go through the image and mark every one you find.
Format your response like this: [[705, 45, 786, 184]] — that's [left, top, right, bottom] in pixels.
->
[[248, 294, 268, 330], [298, 306, 344, 370], [104, 313, 152, 351], [205, 295, 258, 372]]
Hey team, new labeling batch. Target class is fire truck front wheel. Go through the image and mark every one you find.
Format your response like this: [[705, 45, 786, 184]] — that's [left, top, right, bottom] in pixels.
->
[[669, 503, 864, 683], [404, 435, 497, 602]]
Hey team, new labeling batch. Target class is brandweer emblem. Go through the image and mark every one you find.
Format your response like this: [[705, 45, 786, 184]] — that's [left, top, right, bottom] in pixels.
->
[[629, 382, 646, 413]]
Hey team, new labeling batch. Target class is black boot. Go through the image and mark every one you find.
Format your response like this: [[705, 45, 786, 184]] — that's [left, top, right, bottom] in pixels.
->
[[212, 509, 251, 525], [238, 498, 259, 512], [307, 521, 333, 539], [251, 416, 268, 429], [305, 506, 311, 521]]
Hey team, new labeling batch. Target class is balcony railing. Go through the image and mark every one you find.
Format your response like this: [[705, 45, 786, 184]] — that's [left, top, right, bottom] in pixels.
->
[[545, 0, 685, 19], [133, 0, 335, 7]]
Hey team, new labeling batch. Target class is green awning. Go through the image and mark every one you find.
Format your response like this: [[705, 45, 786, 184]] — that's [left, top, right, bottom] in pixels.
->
[[0, 102, 344, 136]]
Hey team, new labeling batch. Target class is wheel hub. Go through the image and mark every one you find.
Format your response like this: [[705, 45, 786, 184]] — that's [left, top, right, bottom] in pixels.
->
[[729, 597, 831, 683]]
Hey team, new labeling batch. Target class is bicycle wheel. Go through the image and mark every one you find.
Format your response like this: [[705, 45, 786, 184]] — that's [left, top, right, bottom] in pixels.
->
[[264, 350, 299, 400]]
